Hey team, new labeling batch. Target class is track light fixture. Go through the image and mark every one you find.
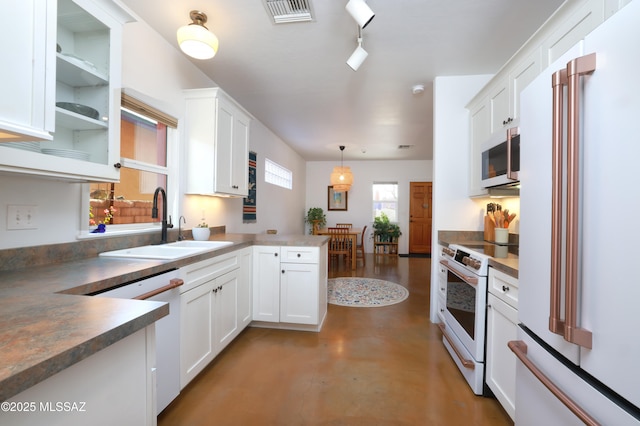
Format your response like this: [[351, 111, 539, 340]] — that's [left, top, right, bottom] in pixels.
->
[[346, 0, 375, 29], [346, 27, 368, 71], [176, 10, 219, 60]]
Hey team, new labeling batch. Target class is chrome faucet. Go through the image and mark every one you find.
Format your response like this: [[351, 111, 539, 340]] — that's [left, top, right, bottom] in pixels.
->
[[152, 187, 173, 244], [178, 216, 186, 241]]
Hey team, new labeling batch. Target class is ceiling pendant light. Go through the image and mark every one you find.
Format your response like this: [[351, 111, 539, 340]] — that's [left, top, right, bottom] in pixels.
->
[[330, 145, 353, 192], [346, 0, 375, 29], [176, 10, 219, 60]]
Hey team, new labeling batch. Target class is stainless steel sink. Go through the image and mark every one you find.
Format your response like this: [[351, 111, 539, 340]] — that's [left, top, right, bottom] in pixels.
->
[[99, 241, 233, 260]]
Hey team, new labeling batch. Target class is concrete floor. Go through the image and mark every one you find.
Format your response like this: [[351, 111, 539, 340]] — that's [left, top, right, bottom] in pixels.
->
[[158, 254, 513, 425]]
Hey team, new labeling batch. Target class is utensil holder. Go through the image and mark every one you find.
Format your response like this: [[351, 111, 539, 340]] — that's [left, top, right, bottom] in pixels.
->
[[494, 228, 509, 244]]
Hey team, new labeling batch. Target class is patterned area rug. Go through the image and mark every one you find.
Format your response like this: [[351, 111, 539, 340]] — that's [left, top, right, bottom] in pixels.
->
[[328, 277, 409, 307]]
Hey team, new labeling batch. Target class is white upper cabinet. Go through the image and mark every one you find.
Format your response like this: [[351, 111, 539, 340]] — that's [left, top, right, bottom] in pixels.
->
[[466, 0, 626, 197], [0, 0, 134, 182], [184, 87, 251, 197], [0, 0, 55, 142]]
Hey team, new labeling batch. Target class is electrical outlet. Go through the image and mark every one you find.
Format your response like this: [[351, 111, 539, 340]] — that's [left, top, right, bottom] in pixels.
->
[[7, 205, 39, 230]]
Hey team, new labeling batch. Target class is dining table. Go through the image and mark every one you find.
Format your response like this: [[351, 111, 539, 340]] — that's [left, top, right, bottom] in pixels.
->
[[317, 228, 362, 270]]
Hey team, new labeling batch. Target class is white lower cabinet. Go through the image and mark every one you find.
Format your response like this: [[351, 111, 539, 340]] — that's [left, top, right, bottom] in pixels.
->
[[486, 267, 519, 421], [179, 248, 251, 389], [252, 245, 327, 331], [280, 261, 320, 325], [0, 327, 156, 426]]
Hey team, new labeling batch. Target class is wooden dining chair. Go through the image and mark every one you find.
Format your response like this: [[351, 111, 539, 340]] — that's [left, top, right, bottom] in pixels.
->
[[336, 223, 352, 228], [355, 225, 367, 266], [327, 227, 351, 265]]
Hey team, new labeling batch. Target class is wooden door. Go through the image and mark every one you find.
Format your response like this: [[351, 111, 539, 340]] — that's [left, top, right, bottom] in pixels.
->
[[409, 182, 432, 254]]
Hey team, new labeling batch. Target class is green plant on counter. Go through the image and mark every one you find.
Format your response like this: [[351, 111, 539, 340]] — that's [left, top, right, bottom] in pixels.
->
[[305, 207, 326, 234], [372, 212, 402, 242]]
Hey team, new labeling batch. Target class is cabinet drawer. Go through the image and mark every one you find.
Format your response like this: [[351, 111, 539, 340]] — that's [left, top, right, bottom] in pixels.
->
[[488, 267, 519, 309], [280, 246, 318, 263], [180, 251, 240, 293]]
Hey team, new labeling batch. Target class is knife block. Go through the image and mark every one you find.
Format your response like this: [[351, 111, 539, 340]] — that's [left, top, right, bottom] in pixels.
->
[[484, 216, 495, 242]]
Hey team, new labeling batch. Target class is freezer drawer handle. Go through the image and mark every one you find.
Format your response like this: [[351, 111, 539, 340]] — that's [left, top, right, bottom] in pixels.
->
[[438, 322, 475, 370], [508, 340, 600, 426], [133, 278, 184, 300]]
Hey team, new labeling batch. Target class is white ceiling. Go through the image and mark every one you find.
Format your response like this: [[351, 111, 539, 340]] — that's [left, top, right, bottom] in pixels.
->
[[119, 0, 564, 161]]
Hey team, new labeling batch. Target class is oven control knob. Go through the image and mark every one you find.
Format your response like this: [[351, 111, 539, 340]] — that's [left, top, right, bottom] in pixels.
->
[[442, 247, 455, 257], [463, 257, 481, 270]]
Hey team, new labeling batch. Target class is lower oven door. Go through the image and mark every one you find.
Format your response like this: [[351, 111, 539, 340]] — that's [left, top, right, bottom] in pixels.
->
[[441, 261, 486, 362]]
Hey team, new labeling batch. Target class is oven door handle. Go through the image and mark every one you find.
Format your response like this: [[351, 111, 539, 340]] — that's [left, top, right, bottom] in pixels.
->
[[133, 278, 184, 300], [439, 260, 478, 286]]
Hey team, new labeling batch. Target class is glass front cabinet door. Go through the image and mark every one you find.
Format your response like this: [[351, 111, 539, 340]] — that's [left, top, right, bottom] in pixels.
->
[[0, 0, 134, 182]]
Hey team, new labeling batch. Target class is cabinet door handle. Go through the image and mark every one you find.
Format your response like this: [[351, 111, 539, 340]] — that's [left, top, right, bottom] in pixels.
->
[[502, 285, 510, 292], [281, 270, 285, 274], [274, 252, 278, 257], [297, 253, 301, 257], [113, 162, 122, 169]]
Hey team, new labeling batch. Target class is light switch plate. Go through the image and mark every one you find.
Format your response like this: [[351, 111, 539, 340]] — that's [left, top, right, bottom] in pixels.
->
[[7, 205, 39, 230]]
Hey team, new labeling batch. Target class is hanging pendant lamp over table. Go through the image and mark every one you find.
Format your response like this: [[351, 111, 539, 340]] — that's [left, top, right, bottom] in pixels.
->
[[177, 10, 219, 60], [330, 145, 353, 192]]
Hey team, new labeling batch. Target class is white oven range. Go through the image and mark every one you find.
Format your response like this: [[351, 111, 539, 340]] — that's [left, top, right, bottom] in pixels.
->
[[438, 244, 491, 395]]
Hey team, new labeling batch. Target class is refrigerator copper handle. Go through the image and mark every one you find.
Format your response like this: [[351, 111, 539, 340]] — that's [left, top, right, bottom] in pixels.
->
[[438, 323, 475, 370], [508, 340, 600, 426], [506, 126, 519, 180], [549, 69, 566, 336], [565, 53, 596, 349]]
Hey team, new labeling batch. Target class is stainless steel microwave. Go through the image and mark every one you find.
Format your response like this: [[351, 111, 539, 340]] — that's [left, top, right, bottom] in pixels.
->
[[481, 127, 520, 188]]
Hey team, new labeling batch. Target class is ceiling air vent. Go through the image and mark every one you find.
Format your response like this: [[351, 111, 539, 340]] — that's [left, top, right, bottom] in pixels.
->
[[398, 145, 413, 149], [263, 0, 315, 24]]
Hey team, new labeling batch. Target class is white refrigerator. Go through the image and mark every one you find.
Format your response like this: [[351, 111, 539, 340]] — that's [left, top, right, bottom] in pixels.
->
[[517, 0, 640, 424]]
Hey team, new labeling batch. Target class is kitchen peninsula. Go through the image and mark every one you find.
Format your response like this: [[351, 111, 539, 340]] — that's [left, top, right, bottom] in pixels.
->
[[0, 230, 327, 425]]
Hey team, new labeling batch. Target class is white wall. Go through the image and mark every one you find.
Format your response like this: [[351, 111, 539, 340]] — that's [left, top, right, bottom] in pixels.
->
[[430, 74, 492, 322], [121, 20, 307, 236], [305, 160, 432, 254]]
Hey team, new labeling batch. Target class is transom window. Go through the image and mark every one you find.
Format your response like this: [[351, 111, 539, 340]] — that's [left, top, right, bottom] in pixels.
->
[[265, 158, 292, 189]]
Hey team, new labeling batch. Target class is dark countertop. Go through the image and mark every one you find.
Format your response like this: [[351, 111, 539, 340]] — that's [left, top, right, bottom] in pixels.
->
[[437, 230, 519, 278], [0, 232, 328, 402]]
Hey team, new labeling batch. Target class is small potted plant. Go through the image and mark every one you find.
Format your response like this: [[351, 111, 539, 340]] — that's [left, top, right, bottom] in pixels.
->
[[304, 207, 326, 235], [192, 220, 210, 241], [372, 212, 402, 242]]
